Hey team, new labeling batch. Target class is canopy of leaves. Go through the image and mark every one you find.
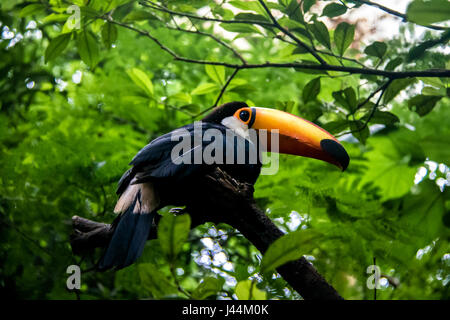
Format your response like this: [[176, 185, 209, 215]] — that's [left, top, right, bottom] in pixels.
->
[[0, 0, 448, 300]]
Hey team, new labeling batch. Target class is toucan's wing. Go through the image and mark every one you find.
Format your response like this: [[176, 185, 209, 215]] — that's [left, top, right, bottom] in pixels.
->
[[115, 125, 193, 195], [100, 123, 256, 270], [117, 122, 258, 194]]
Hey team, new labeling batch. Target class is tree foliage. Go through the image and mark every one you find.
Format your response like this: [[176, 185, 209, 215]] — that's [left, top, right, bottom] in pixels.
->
[[0, 0, 449, 300]]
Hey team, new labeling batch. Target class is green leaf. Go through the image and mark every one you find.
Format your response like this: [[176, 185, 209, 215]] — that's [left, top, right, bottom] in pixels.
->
[[124, 10, 158, 22], [385, 57, 403, 71], [220, 23, 260, 34], [302, 77, 321, 103], [407, 94, 443, 116], [413, 29, 450, 60], [292, 26, 312, 42], [19, 4, 45, 17], [343, 87, 357, 111], [192, 277, 224, 300], [229, 0, 264, 14], [126, 67, 154, 97], [235, 280, 267, 300], [179, 104, 201, 114], [228, 78, 248, 90], [158, 214, 191, 261], [406, 0, 450, 25], [45, 33, 71, 63], [191, 83, 219, 95], [419, 77, 446, 88], [322, 3, 347, 18], [400, 180, 448, 242], [101, 23, 117, 48], [170, 92, 192, 104], [334, 22, 355, 56], [267, 2, 286, 11], [349, 120, 369, 144], [303, 0, 316, 13], [309, 21, 331, 50], [323, 120, 349, 134], [138, 263, 178, 298], [361, 132, 419, 200], [42, 13, 70, 23], [235, 12, 269, 23], [332, 87, 357, 112], [361, 110, 400, 125], [382, 78, 417, 104], [286, 0, 304, 22], [76, 30, 100, 69], [364, 41, 387, 59], [260, 229, 320, 274], [422, 86, 446, 96], [205, 65, 225, 85], [293, 46, 309, 54]]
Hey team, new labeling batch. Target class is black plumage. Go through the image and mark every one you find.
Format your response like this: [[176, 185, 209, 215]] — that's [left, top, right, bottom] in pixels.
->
[[98, 102, 262, 270]]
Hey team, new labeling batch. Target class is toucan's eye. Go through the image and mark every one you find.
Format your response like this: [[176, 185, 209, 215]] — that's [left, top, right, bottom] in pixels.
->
[[239, 110, 250, 122]]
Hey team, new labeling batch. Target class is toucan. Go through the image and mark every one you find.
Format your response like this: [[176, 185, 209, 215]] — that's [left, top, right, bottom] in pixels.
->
[[98, 101, 349, 270]]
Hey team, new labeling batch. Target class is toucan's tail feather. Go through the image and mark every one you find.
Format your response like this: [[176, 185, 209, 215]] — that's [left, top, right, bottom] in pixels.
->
[[97, 192, 155, 271]]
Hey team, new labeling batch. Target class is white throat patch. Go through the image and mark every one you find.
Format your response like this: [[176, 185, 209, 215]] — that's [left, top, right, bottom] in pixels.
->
[[221, 116, 249, 139]]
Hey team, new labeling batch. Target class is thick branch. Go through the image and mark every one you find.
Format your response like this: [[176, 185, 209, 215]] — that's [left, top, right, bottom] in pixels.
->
[[70, 168, 343, 300]]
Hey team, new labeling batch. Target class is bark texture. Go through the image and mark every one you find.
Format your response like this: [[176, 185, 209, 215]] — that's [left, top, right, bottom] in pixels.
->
[[70, 167, 343, 300]]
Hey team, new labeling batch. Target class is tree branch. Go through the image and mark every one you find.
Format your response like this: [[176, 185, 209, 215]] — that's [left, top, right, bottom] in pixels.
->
[[104, 18, 450, 80], [194, 68, 241, 119], [141, 0, 325, 65], [213, 67, 240, 107], [257, 0, 326, 65], [165, 24, 247, 64], [70, 168, 343, 300], [105, 17, 450, 80], [140, 1, 274, 28], [336, 78, 393, 137], [353, 0, 447, 31]]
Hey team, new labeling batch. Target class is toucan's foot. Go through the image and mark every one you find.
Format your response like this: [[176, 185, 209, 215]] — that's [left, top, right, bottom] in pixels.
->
[[169, 207, 187, 215]]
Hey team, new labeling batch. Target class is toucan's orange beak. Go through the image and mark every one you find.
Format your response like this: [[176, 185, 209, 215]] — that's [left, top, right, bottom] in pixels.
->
[[233, 107, 349, 171]]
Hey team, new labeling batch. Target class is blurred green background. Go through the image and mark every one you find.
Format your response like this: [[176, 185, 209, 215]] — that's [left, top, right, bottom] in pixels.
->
[[0, 0, 448, 300]]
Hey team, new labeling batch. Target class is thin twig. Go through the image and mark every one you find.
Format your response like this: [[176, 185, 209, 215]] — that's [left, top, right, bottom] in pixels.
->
[[140, 1, 274, 28], [105, 18, 450, 79], [213, 67, 240, 107], [336, 79, 393, 137], [170, 263, 191, 298], [195, 68, 241, 118], [273, 35, 367, 67], [142, 0, 325, 64], [257, 0, 327, 65], [354, 80, 391, 112], [165, 25, 247, 64], [353, 0, 447, 31], [193, 68, 240, 118], [0, 215, 53, 257]]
